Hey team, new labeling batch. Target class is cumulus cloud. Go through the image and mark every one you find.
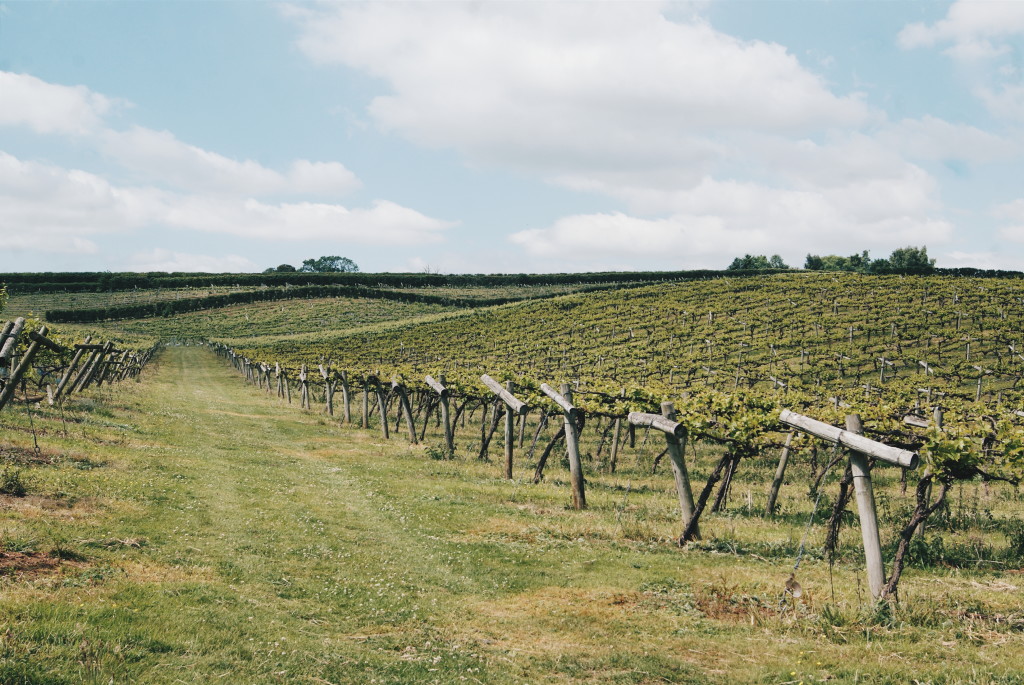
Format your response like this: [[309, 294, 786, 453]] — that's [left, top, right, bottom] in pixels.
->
[[511, 173, 952, 268], [99, 127, 361, 196], [898, 1, 1024, 56], [0, 71, 113, 135], [287, 1, 871, 178], [126, 249, 260, 273], [0, 151, 161, 253], [0, 151, 453, 252]]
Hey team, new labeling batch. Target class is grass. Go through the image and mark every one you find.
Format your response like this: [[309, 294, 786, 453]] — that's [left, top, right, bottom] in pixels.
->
[[1, 347, 1024, 683]]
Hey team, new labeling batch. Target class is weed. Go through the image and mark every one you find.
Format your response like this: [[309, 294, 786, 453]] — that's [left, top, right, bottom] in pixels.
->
[[0, 467, 27, 497]]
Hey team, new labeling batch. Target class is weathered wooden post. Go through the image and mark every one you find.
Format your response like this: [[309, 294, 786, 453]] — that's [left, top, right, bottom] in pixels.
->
[[391, 378, 418, 444], [53, 336, 92, 400], [78, 341, 113, 392], [765, 431, 795, 516], [299, 365, 310, 410], [779, 408, 918, 601], [319, 364, 334, 416], [339, 370, 351, 424], [361, 376, 370, 429], [368, 376, 389, 439], [0, 326, 63, 412], [628, 403, 697, 538], [540, 383, 586, 509], [0, 318, 26, 362], [425, 374, 454, 453], [275, 363, 284, 398], [609, 389, 625, 473], [481, 375, 529, 480]]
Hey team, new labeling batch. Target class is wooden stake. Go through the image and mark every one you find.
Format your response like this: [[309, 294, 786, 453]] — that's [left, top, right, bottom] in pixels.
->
[[847, 414, 886, 601], [765, 431, 794, 516]]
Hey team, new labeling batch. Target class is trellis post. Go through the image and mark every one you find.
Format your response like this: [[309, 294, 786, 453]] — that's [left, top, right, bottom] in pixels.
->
[[426, 374, 454, 453], [540, 382, 586, 509]]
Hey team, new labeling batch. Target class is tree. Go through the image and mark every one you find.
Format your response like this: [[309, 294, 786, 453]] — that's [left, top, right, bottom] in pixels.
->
[[299, 256, 359, 273], [886, 245, 935, 272], [262, 264, 297, 274], [727, 254, 789, 270]]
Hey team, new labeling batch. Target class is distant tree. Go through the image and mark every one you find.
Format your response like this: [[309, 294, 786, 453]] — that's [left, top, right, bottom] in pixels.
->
[[886, 245, 935, 272], [727, 254, 789, 270], [262, 263, 298, 274], [299, 256, 359, 273], [804, 250, 871, 272]]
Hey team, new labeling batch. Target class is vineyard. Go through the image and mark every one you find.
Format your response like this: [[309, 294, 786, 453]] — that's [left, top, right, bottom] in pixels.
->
[[5, 270, 1024, 682]]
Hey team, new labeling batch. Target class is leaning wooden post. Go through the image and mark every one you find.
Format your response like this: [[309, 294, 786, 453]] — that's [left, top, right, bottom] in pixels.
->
[[79, 341, 114, 392], [629, 403, 697, 538], [541, 383, 586, 509], [846, 414, 886, 601], [339, 370, 351, 424], [319, 364, 334, 416], [368, 377, 390, 439], [481, 375, 529, 480], [426, 374, 454, 453], [779, 409, 918, 602], [391, 378, 418, 444], [0, 326, 62, 412], [0, 318, 26, 362], [765, 431, 794, 516], [68, 346, 102, 395], [53, 336, 92, 400]]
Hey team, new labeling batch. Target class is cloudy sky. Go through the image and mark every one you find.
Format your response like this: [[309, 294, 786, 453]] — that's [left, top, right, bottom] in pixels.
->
[[1, 0, 1023, 274]]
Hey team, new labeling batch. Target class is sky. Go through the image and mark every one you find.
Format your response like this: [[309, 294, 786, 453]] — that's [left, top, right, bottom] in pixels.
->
[[1, 0, 1023, 275]]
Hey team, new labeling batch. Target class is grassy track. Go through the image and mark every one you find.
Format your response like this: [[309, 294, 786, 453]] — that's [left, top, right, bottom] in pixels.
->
[[3, 347, 1024, 683]]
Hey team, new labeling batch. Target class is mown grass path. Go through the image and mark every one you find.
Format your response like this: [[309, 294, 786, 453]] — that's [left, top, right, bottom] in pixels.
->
[[3, 347, 1024, 684]]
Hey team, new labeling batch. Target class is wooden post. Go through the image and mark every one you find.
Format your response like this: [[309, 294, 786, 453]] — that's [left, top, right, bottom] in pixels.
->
[[0, 318, 26, 362], [392, 379, 418, 444], [69, 346, 102, 395], [846, 414, 886, 601], [299, 365, 310, 410], [482, 374, 529, 480], [630, 404, 697, 537], [370, 377, 389, 439], [319, 364, 334, 416], [0, 326, 58, 411], [361, 377, 369, 429], [78, 341, 113, 392], [340, 370, 351, 424], [609, 389, 624, 473], [426, 374, 454, 453], [540, 383, 585, 509], [765, 431, 794, 516], [53, 336, 92, 401]]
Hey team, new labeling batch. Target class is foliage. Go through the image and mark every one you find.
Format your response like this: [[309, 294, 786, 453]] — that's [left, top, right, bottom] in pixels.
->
[[263, 264, 297, 273], [805, 246, 935, 274], [0, 284, 6, 315], [299, 256, 359, 273], [0, 467, 27, 497], [727, 254, 789, 270], [804, 250, 871, 272]]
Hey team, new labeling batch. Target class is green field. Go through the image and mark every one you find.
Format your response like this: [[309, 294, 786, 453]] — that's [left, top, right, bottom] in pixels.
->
[[2, 346, 1024, 683], [6, 271, 1024, 682]]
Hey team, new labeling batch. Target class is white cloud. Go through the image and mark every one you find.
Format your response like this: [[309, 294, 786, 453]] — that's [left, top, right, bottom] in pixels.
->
[[898, 2, 1024, 56], [875, 116, 1014, 164], [0, 151, 160, 253], [99, 127, 361, 196], [944, 250, 1024, 270], [0, 71, 112, 135], [0, 151, 453, 252], [126, 249, 259, 273], [161, 197, 454, 243], [511, 174, 952, 268], [287, 1, 871, 178]]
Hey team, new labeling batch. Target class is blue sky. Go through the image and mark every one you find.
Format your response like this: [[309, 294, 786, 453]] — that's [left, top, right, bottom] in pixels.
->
[[1, 0, 1023, 274]]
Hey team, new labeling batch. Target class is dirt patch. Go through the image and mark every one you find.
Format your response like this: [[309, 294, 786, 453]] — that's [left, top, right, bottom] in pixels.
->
[[0, 444, 105, 469], [0, 494, 99, 520], [0, 444, 62, 466], [0, 551, 88, 579]]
